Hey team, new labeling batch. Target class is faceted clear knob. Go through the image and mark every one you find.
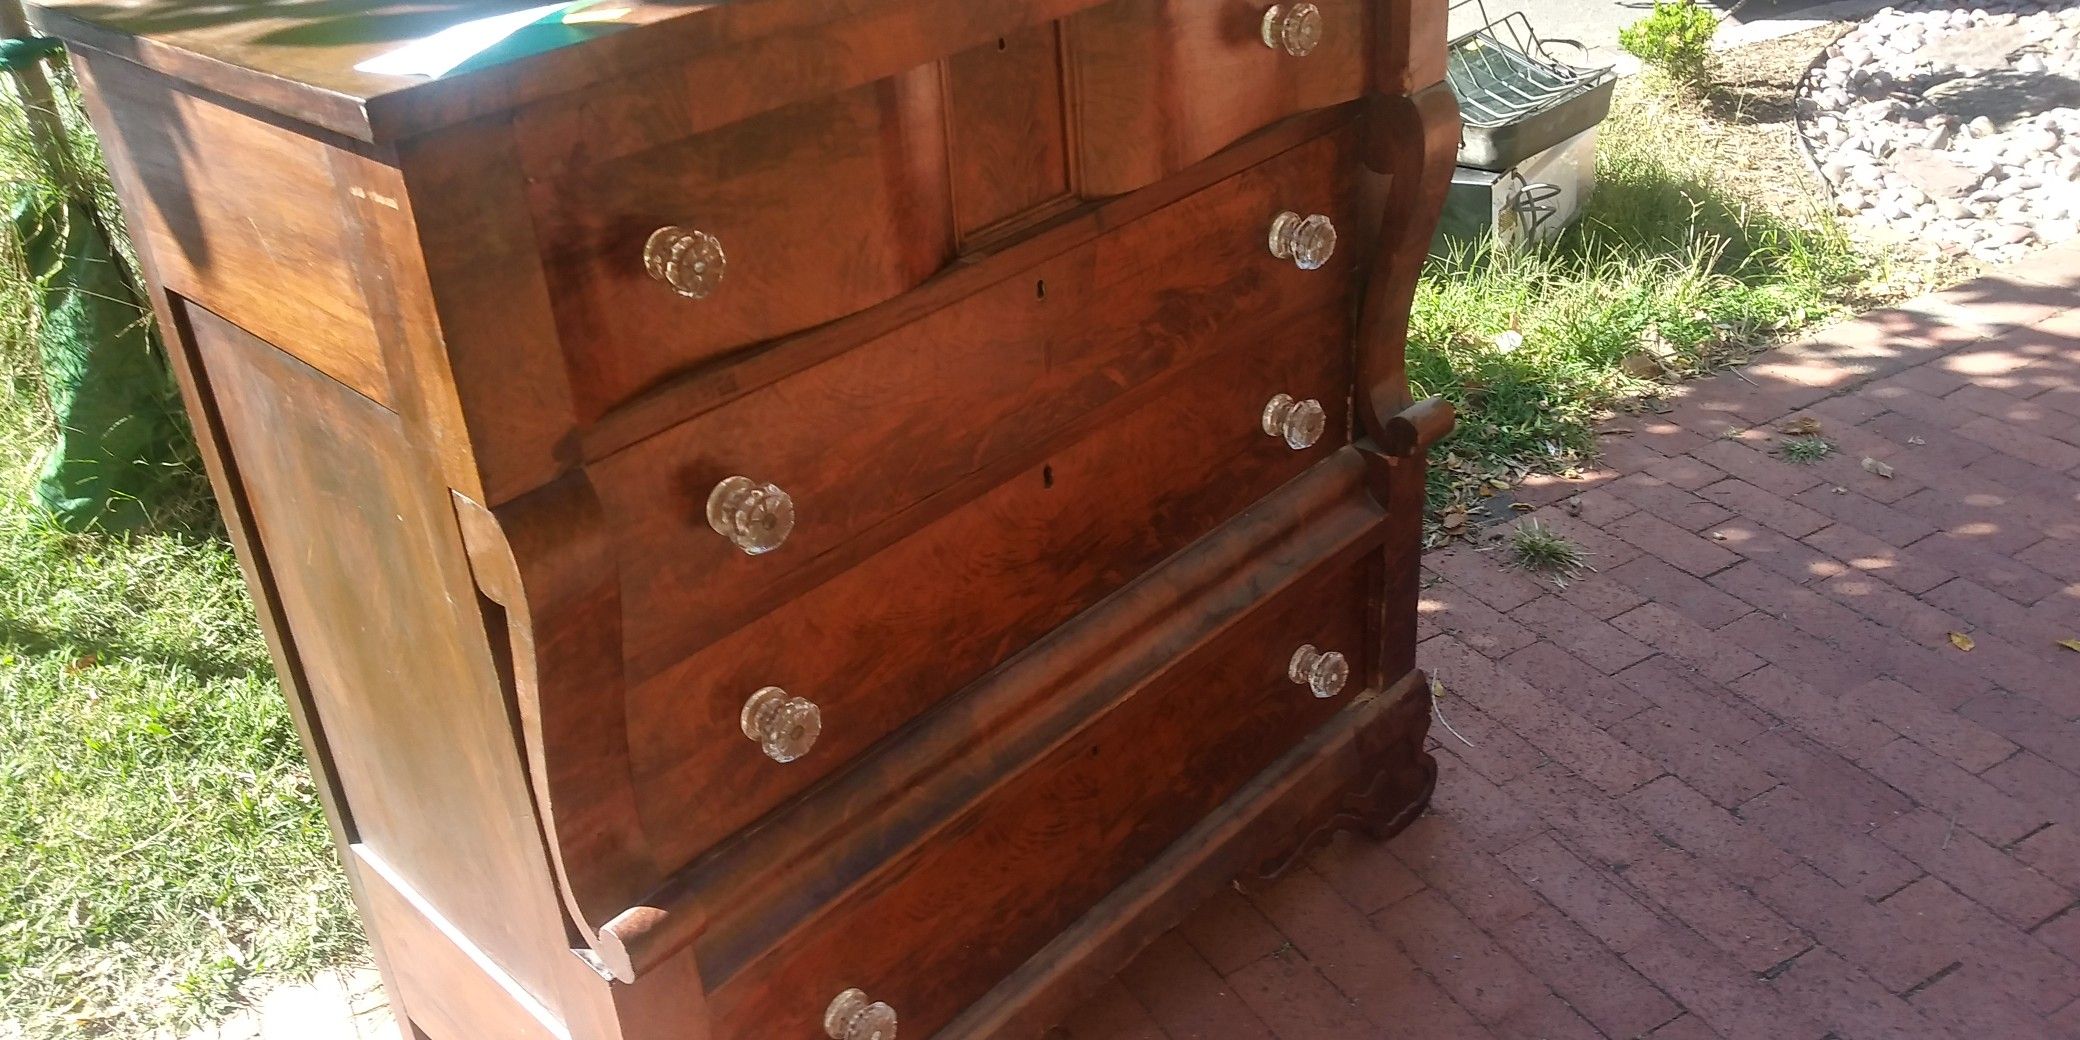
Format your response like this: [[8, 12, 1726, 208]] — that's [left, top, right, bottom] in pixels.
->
[[1261, 3, 1325, 55], [644, 226, 726, 299], [1262, 393, 1327, 450], [741, 686, 821, 763], [1268, 211, 1336, 270], [825, 989, 897, 1040], [707, 475, 795, 555], [1288, 644, 1349, 699]]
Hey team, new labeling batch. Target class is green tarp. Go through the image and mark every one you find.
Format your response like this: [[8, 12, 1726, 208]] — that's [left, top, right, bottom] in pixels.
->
[[12, 187, 188, 532]]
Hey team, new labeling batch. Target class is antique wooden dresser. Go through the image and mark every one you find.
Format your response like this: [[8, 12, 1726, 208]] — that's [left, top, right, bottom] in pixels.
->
[[33, 1, 1460, 1036]]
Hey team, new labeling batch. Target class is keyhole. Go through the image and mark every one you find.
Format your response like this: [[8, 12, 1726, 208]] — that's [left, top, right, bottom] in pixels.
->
[[997, 36, 1008, 50], [1035, 279, 1046, 300], [1042, 464, 1055, 489]]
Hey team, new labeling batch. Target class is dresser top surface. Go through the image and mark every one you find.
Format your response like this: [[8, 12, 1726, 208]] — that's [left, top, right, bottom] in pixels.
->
[[29, 0, 1076, 144]]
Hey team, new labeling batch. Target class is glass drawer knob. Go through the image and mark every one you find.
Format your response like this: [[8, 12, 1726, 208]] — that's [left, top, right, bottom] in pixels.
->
[[1262, 393, 1327, 450], [1289, 644, 1349, 699], [741, 686, 821, 763], [644, 226, 726, 299], [1261, 3, 1324, 56], [1268, 211, 1336, 270], [707, 475, 795, 555], [826, 989, 897, 1040]]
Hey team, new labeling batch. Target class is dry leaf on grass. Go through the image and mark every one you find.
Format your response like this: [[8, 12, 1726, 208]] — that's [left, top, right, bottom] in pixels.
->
[[1948, 632, 1976, 652]]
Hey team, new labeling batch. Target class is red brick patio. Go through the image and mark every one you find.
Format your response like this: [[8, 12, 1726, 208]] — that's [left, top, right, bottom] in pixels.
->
[[1053, 258, 2080, 1040]]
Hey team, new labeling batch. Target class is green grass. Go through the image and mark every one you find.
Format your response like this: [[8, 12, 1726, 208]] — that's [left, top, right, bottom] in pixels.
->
[[1508, 519, 1592, 586], [0, 70, 359, 1038], [1411, 83, 1873, 513], [1777, 435, 1837, 463]]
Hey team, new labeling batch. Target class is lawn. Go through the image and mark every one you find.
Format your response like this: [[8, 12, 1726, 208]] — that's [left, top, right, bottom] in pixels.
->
[[0, 37, 1917, 1040], [0, 77, 359, 1040], [1410, 60, 1891, 520]]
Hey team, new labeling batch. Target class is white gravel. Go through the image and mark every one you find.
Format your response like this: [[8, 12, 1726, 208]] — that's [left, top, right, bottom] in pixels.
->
[[1796, 0, 2080, 262]]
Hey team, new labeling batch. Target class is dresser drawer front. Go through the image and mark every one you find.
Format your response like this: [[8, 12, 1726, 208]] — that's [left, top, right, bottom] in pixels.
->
[[1068, 0, 1369, 196], [592, 126, 1361, 683], [530, 70, 956, 417], [709, 546, 1377, 1040], [623, 291, 1352, 868]]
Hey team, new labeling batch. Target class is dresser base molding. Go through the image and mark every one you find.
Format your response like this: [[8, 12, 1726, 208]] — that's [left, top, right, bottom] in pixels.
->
[[1242, 721, 1437, 885], [347, 669, 1433, 1040], [937, 669, 1434, 1040]]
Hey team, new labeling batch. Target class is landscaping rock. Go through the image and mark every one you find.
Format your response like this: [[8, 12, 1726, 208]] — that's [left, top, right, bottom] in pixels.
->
[[1895, 146, 1982, 197], [1799, 0, 2080, 262]]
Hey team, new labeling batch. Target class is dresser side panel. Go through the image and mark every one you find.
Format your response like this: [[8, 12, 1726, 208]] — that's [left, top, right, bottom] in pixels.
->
[[72, 51, 392, 406], [182, 302, 581, 1028]]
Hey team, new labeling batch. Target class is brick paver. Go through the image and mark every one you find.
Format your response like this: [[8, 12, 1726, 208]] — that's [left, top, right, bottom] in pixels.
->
[[1060, 262, 2080, 1039]]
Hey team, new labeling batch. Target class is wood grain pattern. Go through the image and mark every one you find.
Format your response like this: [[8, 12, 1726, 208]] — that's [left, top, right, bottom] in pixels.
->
[[578, 104, 1354, 463], [945, 23, 1074, 241], [73, 52, 390, 405], [1066, 0, 1369, 196], [1375, 0, 1450, 92], [31, 0, 1117, 144], [711, 549, 1374, 1040], [352, 847, 569, 1040], [941, 669, 1432, 1040], [185, 303, 580, 1021], [396, 113, 584, 507], [604, 451, 1391, 981], [624, 297, 1351, 871], [531, 70, 955, 417], [46, 1, 1457, 1034], [595, 126, 1359, 683], [1354, 83, 1461, 442], [453, 479, 661, 952]]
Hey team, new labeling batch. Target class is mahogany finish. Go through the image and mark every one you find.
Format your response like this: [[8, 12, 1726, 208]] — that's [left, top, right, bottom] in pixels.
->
[[531, 72, 957, 416], [36, 0, 1460, 1036], [597, 126, 1362, 684], [1067, 0, 1370, 195]]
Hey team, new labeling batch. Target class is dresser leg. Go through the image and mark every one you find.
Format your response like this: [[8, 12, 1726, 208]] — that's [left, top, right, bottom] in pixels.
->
[[1237, 672, 1437, 886]]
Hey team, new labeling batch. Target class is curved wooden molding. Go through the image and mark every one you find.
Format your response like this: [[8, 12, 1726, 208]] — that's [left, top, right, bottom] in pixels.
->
[[453, 478, 662, 974], [1379, 396, 1456, 459], [1353, 82, 1461, 451]]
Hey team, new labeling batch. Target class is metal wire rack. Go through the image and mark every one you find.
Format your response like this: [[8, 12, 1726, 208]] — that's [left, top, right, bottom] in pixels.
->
[[1446, 0, 1613, 129]]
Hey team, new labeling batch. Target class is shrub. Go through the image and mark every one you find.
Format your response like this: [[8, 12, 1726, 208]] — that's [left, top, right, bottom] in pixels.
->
[[1619, 0, 1719, 84]]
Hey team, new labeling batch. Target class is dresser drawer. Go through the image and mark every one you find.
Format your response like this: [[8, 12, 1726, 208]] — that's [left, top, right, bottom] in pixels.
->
[[591, 125, 1361, 683], [529, 69, 956, 417], [622, 285, 1352, 869], [707, 543, 1377, 1040], [1068, 0, 1369, 195]]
